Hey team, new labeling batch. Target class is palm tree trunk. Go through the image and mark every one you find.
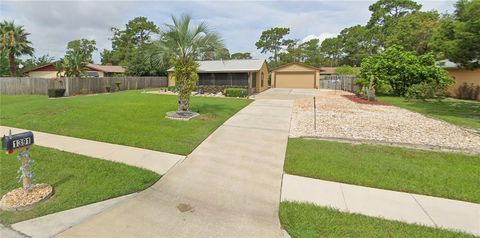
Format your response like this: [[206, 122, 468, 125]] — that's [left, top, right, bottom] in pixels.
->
[[8, 51, 16, 77]]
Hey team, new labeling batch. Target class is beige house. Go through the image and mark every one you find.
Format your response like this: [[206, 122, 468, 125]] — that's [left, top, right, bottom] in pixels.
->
[[168, 59, 269, 94], [271, 63, 321, 88], [25, 63, 125, 78], [439, 60, 480, 100]]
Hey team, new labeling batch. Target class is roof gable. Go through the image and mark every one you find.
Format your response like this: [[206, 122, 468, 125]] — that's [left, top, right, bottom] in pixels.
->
[[272, 62, 320, 72]]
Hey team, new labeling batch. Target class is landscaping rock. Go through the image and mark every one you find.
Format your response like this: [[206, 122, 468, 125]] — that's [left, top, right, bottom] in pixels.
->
[[0, 184, 53, 211], [290, 91, 480, 154]]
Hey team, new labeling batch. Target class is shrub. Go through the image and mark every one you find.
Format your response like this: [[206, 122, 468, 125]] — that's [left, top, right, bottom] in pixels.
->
[[105, 86, 111, 92], [167, 86, 177, 92], [360, 46, 454, 96], [47, 88, 65, 98], [224, 88, 247, 98], [405, 82, 449, 101], [457, 83, 480, 100]]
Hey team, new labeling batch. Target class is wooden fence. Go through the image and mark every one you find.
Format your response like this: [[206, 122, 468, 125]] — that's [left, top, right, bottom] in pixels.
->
[[320, 75, 358, 92], [0, 76, 168, 95]]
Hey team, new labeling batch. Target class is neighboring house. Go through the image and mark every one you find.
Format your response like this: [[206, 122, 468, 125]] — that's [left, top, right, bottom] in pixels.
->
[[167, 59, 269, 93], [25, 62, 125, 78], [438, 60, 480, 100]]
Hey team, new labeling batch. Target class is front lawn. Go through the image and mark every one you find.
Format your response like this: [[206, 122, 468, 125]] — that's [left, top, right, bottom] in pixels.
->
[[285, 138, 480, 203], [0, 91, 251, 155], [280, 202, 475, 238], [378, 96, 480, 131], [0, 145, 160, 225]]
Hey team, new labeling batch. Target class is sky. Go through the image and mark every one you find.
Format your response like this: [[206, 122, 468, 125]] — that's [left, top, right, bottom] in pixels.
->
[[0, 0, 456, 63]]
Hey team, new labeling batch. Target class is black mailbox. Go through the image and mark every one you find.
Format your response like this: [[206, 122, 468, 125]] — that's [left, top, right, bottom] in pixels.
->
[[2, 131, 34, 153]]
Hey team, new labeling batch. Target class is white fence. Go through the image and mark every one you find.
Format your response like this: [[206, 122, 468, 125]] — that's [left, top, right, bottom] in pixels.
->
[[0, 76, 168, 96], [320, 75, 358, 92]]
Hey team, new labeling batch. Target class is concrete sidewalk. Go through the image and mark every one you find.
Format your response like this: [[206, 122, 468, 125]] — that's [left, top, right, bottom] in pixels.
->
[[56, 99, 294, 238], [0, 126, 184, 175], [282, 174, 480, 236]]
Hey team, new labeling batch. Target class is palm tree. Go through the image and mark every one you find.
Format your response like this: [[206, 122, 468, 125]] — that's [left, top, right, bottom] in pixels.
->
[[160, 15, 223, 112], [0, 21, 34, 76]]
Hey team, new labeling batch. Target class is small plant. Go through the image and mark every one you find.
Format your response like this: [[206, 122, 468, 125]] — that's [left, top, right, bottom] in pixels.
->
[[105, 86, 111, 92], [224, 88, 247, 98], [47, 88, 65, 98]]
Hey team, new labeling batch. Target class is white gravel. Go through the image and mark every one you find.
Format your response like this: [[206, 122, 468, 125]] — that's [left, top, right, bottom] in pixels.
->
[[290, 91, 480, 154]]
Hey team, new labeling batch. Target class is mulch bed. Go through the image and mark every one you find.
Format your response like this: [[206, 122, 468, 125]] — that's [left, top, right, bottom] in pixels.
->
[[342, 95, 390, 106]]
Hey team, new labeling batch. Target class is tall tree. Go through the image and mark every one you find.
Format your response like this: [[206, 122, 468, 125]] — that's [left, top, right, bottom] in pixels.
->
[[160, 14, 223, 111], [0, 20, 34, 76], [386, 11, 440, 55], [338, 25, 378, 66], [0, 50, 9, 76], [102, 17, 160, 69], [230, 52, 252, 59], [61, 39, 97, 77], [367, 0, 422, 46], [255, 27, 290, 63], [126, 43, 167, 76], [299, 39, 322, 68], [367, 0, 422, 27], [320, 37, 342, 67], [432, 0, 480, 69]]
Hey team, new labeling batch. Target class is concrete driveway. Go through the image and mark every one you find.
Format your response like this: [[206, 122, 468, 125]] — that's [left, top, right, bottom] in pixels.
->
[[253, 88, 323, 100], [57, 90, 296, 238]]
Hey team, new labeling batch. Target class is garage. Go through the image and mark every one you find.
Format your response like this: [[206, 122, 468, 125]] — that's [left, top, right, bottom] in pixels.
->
[[271, 63, 320, 89]]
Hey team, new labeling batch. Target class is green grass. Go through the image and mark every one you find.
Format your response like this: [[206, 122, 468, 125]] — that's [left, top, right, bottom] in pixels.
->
[[0, 91, 251, 155], [378, 96, 480, 131], [280, 201, 475, 238], [285, 138, 480, 203], [0, 145, 160, 225]]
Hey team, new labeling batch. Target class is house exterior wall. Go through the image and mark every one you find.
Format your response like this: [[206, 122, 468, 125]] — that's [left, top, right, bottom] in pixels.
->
[[28, 71, 60, 78], [168, 73, 175, 86], [446, 68, 480, 100], [255, 62, 269, 92], [272, 63, 320, 88]]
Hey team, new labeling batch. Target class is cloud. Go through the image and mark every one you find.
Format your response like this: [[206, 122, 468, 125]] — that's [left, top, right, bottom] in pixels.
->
[[1, 0, 456, 63], [301, 33, 338, 44], [2, 0, 137, 61]]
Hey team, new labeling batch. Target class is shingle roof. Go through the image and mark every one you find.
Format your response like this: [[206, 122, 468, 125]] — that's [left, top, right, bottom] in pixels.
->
[[168, 59, 265, 72], [24, 62, 125, 73], [86, 64, 125, 73], [319, 67, 336, 75]]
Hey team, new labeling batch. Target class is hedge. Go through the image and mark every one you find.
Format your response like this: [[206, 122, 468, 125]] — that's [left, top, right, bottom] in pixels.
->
[[224, 88, 247, 98]]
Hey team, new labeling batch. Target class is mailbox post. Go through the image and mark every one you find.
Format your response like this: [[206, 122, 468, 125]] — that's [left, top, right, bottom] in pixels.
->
[[2, 131, 35, 190]]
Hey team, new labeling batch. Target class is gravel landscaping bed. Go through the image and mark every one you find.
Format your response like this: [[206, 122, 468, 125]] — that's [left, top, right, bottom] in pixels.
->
[[290, 90, 480, 154]]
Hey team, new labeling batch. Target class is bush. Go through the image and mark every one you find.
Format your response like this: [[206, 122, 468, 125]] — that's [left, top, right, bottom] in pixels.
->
[[405, 82, 448, 101], [47, 88, 66, 98], [105, 86, 111, 92], [167, 86, 177, 92], [360, 46, 454, 96], [224, 88, 247, 98], [457, 83, 480, 100]]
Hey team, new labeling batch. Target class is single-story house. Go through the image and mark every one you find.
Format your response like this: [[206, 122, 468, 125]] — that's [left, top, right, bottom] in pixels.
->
[[271, 63, 321, 88], [438, 60, 480, 100], [167, 59, 269, 93], [25, 63, 125, 78]]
